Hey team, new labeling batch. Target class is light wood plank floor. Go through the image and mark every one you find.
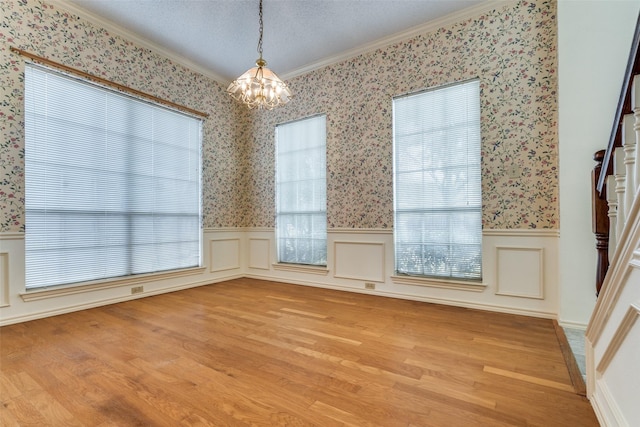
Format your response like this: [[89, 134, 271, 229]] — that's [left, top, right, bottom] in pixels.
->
[[1, 278, 598, 426]]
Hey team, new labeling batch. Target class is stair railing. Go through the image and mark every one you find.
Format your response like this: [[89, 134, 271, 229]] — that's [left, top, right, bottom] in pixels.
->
[[592, 13, 640, 295]]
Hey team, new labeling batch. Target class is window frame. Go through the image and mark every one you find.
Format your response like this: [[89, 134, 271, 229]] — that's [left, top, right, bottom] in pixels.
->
[[392, 79, 483, 283], [275, 114, 328, 267], [24, 63, 203, 290]]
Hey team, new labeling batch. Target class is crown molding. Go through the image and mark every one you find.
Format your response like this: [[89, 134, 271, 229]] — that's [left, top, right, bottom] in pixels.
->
[[48, 0, 227, 84], [281, 0, 512, 80], [49, 0, 510, 85]]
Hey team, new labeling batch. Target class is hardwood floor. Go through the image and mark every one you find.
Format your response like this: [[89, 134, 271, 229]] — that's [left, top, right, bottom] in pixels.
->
[[0, 278, 598, 426]]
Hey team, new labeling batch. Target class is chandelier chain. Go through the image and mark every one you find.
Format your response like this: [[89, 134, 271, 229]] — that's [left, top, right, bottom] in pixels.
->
[[257, 0, 263, 58]]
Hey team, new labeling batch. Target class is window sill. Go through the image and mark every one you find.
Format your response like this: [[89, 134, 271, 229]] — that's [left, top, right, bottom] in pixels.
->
[[20, 266, 207, 302], [391, 275, 486, 292], [272, 263, 329, 275]]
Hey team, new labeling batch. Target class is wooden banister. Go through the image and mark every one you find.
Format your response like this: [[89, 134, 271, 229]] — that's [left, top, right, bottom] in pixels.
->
[[592, 14, 640, 295], [592, 150, 609, 295], [597, 13, 640, 196]]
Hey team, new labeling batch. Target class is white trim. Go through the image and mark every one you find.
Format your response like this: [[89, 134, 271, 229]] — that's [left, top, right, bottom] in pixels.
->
[[391, 275, 486, 292], [248, 238, 271, 270], [0, 252, 8, 308], [495, 246, 544, 299], [557, 319, 588, 330], [204, 227, 276, 233], [209, 238, 241, 272], [482, 229, 560, 238], [586, 338, 596, 398], [1, 275, 242, 327], [591, 378, 630, 427], [204, 227, 252, 233], [49, 1, 510, 85], [242, 227, 275, 233], [0, 232, 24, 240], [629, 249, 640, 269], [596, 302, 640, 373], [587, 186, 640, 344], [247, 227, 275, 233], [245, 272, 554, 319], [20, 266, 206, 302], [1, 227, 560, 326], [272, 263, 329, 275], [329, 228, 393, 235], [201, 228, 557, 237], [333, 240, 386, 282], [49, 0, 225, 83], [282, 0, 511, 79]]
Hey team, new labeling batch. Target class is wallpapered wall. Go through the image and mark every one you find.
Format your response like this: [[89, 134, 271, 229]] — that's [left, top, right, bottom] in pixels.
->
[[0, 0, 246, 232], [0, 0, 558, 233], [246, 0, 558, 230]]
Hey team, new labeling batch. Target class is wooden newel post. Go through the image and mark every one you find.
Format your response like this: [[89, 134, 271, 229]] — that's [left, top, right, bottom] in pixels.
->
[[592, 149, 609, 296]]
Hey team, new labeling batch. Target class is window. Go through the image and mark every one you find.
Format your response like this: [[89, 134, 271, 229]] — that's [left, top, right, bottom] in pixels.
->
[[24, 63, 202, 289], [276, 115, 327, 266], [393, 79, 482, 281]]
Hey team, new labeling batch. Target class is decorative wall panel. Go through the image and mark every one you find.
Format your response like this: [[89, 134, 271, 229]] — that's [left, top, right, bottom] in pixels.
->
[[0, 252, 9, 307], [209, 238, 241, 272], [248, 238, 271, 270], [334, 241, 385, 283], [495, 246, 544, 299]]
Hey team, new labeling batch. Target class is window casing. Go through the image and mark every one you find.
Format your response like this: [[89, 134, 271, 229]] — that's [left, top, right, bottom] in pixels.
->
[[393, 79, 482, 281], [275, 115, 327, 266], [24, 63, 202, 289]]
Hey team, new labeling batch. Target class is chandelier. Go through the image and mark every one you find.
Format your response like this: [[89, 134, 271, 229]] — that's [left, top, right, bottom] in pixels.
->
[[227, 0, 292, 110]]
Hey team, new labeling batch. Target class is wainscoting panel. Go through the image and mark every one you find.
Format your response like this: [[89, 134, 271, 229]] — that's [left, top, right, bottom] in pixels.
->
[[248, 238, 271, 270], [1, 228, 561, 325], [586, 191, 640, 426], [600, 307, 640, 426], [209, 238, 241, 272], [495, 246, 544, 299], [596, 303, 640, 373], [0, 252, 9, 307], [592, 303, 640, 427], [243, 228, 559, 319], [333, 240, 385, 283], [1, 230, 246, 326]]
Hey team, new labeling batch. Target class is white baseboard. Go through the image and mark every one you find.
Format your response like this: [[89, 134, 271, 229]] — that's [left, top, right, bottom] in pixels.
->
[[244, 273, 558, 319], [0, 274, 243, 327], [590, 378, 629, 427], [558, 319, 589, 330]]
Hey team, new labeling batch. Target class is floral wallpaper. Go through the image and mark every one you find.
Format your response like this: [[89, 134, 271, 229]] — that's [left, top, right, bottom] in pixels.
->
[[1, 0, 558, 233], [246, 0, 558, 230], [0, 0, 247, 232]]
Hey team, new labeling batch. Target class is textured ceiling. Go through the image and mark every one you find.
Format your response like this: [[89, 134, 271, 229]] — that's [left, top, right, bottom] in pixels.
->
[[59, 0, 488, 83]]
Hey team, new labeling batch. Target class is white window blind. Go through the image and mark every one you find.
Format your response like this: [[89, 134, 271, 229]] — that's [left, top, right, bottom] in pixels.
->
[[24, 63, 202, 289], [276, 115, 327, 266], [393, 79, 482, 281]]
